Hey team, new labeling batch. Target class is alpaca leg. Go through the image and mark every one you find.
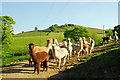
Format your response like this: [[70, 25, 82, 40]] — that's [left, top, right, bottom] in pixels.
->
[[37, 63, 40, 74], [33, 63, 37, 73], [43, 60, 48, 71], [61, 58, 64, 66], [68, 51, 71, 59], [62, 57, 66, 66], [58, 59, 61, 69], [89, 49, 92, 54], [70, 50, 72, 59], [45, 61, 48, 71], [42, 62, 45, 71], [77, 50, 81, 57], [86, 48, 89, 55], [56, 59, 59, 68]]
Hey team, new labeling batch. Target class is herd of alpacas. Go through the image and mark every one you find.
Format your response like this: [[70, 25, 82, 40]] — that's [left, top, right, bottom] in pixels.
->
[[28, 37, 95, 74]]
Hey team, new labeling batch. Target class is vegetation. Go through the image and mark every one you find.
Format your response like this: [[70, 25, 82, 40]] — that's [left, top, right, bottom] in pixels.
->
[[64, 43, 120, 78], [34, 26, 38, 31], [1, 19, 111, 66], [64, 26, 91, 43], [0, 16, 16, 52], [105, 29, 113, 37], [0, 16, 16, 66]]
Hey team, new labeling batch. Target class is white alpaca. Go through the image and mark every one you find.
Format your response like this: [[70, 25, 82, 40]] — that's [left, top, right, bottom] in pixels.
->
[[67, 38, 73, 59], [53, 39, 59, 45], [52, 44, 69, 69], [114, 31, 119, 42], [77, 38, 84, 57], [89, 37, 95, 54], [82, 37, 89, 44]]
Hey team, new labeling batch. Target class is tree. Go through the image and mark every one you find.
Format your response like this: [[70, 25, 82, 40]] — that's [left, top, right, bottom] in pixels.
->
[[64, 26, 91, 42], [113, 25, 120, 38], [0, 16, 16, 52], [49, 25, 56, 32], [54, 24, 59, 28], [35, 27, 38, 31]]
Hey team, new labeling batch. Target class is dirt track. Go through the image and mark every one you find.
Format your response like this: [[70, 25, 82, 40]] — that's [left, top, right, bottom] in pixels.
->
[[1, 43, 118, 79]]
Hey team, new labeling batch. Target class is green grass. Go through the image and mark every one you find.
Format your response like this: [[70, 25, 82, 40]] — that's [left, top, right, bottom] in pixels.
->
[[2, 55, 30, 66], [64, 43, 120, 78], [2, 25, 104, 66]]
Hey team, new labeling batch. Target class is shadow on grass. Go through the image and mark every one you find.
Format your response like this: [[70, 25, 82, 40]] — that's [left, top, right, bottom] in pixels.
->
[[48, 44, 120, 79]]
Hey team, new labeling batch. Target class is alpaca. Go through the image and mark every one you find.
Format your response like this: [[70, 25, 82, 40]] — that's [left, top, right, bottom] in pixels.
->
[[102, 36, 112, 44], [67, 38, 73, 59], [34, 39, 53, 53], [53, 39, 67, 48], [53, 39, 59, 45], [83, 44, 89, 55], [29, 43, 49, 74], [52, 44, 69, 69], [72, 45, 79, 56], [82, 37, 89, 44], [29, 39, 52, 64], [114, 31, 119, 42], [77, 38, 84, 57], [72, 38, 83, 57], [89, 37, 95, 54]]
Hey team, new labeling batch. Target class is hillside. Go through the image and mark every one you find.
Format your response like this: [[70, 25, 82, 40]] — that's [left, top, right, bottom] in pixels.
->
[[14, 24, 104, 37], [2, 24, 105, 66]]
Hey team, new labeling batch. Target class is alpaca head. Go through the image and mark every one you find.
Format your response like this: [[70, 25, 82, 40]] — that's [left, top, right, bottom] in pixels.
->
[[82, 37, 86, 40], [52, 44, 57, 50], [28, 43, 34, 50], [53, 39, 58, 45], [47, 39, 53, 44], [68, 38, 71, 41], [79, 37, 82, 41]]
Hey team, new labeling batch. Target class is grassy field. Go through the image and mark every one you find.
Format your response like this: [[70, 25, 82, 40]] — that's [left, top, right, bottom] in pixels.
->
[[2, 26, 105, 66]]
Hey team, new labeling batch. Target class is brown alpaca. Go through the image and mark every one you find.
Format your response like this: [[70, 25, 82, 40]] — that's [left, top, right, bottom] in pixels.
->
[[82, 44, 89, 56], [28, 39, 52, 65], [29, 43, 49, 74]]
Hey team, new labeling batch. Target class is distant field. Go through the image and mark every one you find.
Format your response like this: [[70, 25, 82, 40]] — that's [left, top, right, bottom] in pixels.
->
[[12, 31, 64, 54], [12, 27, 104, 52]]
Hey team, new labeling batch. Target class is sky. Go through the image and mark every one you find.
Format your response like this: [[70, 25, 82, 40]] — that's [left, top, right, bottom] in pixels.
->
[[1, 1, 118, 34]]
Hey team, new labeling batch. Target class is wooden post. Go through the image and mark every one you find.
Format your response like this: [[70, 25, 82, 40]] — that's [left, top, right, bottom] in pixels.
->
[[103, 25, 105, 37]]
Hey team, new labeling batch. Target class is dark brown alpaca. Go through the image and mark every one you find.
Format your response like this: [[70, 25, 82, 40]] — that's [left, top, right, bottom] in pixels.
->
[[102, 36, 112, 44], [29, 43, 49, 74]]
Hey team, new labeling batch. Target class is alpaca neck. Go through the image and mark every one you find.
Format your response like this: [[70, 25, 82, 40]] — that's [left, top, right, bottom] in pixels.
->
[[46, 42, 52, 52], [67, 41, 71, 47], [46, 42, 51, 49], [79, 40, 83, 49], [53, 47, 59, 58], [30, 48, 37, 62]]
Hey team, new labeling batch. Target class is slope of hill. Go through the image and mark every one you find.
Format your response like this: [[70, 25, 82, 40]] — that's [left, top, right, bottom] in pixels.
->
[[14, 24, 104, 37]]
